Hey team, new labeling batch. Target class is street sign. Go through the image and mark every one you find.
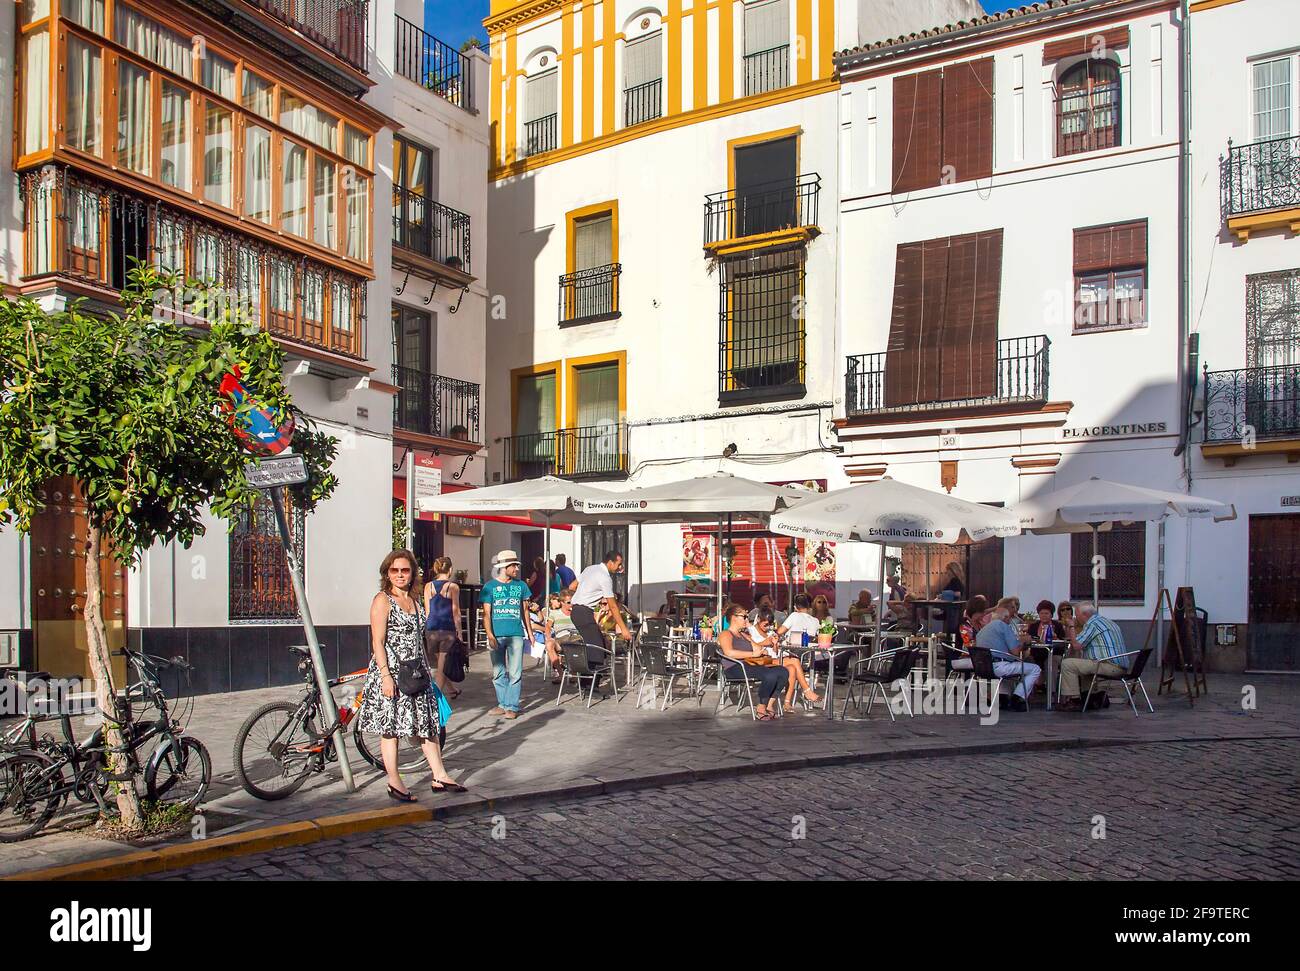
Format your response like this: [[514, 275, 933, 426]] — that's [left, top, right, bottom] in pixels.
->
[[413, 457, 442, 504], [220, 369, 295, 455], [245, 454, 308, 489]]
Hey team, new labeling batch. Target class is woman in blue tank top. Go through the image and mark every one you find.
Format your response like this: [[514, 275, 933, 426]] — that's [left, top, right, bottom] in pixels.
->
[[423, 556, 462, 698]]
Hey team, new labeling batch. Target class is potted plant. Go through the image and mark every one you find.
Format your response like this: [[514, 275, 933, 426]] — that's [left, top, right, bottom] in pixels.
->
[[699, 613, 715, 639], [817, 617, 837, 648]]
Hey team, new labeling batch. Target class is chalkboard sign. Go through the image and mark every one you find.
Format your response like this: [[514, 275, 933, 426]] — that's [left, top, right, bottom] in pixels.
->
[[1159, 586, 1208, 698]]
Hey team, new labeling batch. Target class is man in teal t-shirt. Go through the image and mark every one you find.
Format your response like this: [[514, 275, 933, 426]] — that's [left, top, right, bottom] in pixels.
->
[[479, 550, 534, 717]]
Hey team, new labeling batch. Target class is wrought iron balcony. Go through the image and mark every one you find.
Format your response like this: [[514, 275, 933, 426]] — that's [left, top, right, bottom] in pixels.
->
[[624, 78, 662, 127], [846, 335, 1050, 417], [1203, 364, 1300, 444], [392, 366, 481, 442], [501, 424, 629, 482], [246, 0, 369, 72], [704, 173, 820, 248], [559, 264, 621, 325], [392, 187, 471, 274], [719, 332, 805, 403], [743, 45, 790, 97], [523, 115, 558, 158], [394, 15, 474, 112], [1222, 135, 1300, 219]]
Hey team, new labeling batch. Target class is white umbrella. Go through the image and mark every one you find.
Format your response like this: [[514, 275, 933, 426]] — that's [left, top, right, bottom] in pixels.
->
[[1016, 476, 1236, 607]]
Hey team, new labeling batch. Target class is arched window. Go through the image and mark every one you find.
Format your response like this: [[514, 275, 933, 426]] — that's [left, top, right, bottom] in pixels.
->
[[1057, 59, 1120, 156]]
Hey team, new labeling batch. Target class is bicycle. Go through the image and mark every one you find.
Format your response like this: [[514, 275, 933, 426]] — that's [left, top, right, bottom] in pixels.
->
[[232, 645, 441, 801], [0, 649, 212, 842]]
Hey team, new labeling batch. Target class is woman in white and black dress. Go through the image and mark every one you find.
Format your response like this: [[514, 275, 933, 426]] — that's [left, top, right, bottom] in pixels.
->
[[357, 549, 465, 802]]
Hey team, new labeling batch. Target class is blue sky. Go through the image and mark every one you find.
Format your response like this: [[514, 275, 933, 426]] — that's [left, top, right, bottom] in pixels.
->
[[422, 0, 1026, 49]]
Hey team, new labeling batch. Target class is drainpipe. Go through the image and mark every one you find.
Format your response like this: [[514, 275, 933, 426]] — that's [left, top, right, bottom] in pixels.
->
[[1175, 0, 1193, 471]]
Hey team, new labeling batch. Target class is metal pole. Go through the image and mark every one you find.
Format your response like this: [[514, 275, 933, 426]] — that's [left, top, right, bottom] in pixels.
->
[[544, 513, 552, 603], [1091, 524, 1100, 610], [1157, 519, 1166, 667], [404, 450, 415, 552], [716, 516, 723, 622], [270, 487, 354, 792], [636, 521, 644, 619]]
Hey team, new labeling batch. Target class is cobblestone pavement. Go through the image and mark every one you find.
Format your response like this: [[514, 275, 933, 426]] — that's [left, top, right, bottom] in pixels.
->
[[151, 738, 1300, 881]]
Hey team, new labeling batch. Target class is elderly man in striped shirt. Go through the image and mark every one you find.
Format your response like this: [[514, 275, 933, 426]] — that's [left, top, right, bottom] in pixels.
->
[[1055, 602, 1129, 711]]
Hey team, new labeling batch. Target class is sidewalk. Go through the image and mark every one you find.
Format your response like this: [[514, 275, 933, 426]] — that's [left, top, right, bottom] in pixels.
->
[[3, 661, 1298, 878]]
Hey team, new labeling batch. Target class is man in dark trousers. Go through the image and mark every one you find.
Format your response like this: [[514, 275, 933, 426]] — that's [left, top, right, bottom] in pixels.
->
[[570, 550, 633, 664]]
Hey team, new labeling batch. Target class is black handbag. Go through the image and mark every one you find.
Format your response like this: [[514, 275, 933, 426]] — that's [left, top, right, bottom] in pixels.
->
[[442, 638, 469, 684], [396, 656, 430, 697]]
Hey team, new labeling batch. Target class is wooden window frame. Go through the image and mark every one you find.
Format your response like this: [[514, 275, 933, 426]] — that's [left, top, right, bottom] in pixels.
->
[[1055, 56, 1122, 158], [1073, 219, 1148, 334], [1070, 523, 1146, 604], [510, 361, 562, 437]]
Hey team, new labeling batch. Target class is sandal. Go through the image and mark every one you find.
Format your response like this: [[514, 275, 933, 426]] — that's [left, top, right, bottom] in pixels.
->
[[755, 710, 776, 721], [388, 785, 417, 803], [432, 778, 468, 793]]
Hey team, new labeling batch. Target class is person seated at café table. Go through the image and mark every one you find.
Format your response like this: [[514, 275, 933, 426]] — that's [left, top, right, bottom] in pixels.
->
[[748, 607, 821, 709], [810, 595, 832, 622], [542, 591, 584, 683], [1054, 602, 1129, 712], [717, 604, 790, 721], [778, 594, 820, 646], [1027, 600, 1063, 643], [748, 592, 787, 627], [1057, 601, 1076, 634], [951, 603, 1040, 712], [958, 595, 990, 649], [657, 590, 683, 622], [847, 590, 876, 625]]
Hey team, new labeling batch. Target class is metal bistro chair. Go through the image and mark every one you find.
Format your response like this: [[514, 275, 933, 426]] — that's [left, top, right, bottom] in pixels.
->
[[1081, 648, 1155, 716], [841, 646, 919, 720], [555, 641, 620, 708], [708, 644, 783, 720], [962, 645, 1016, 713], [634, 642, 695, 710]]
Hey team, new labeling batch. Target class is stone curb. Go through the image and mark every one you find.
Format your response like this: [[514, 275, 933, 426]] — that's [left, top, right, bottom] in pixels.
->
[[6, 730, 1296, 882]]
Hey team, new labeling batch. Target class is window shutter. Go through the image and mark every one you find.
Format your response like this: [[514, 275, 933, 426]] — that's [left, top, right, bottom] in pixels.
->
[[892, 68, 944, 194], [625, 31, 662, 87], [885, 238, 949, 406], [1074, 219, 1147, 273], [941, 58, 994, 184], [574, 213, 613, 270], [940, 228, 1003, 401], [744, 0, 789, 55], [1043, 26, 1129, 63], [525, 69, 558, 122], [575, 363, 620, 428]]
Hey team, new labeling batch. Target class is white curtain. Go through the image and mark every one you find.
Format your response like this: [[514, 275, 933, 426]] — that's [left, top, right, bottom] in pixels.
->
[[244, 125, 272, 222], [153, 214, 183, 274], [744, 0, 789, 55], [281, 142, 308, 237], [525, 70, 558, 122], [160, 82, 190, 189], [270, 260, 294, 314], [575, 364, 619, 428], [114, 6, 192, 79], [23, 28, 50, 155], [624, 32, 662, 88], [68, 186, 100, 252], [203, 104, 233, 207], [193, 231, 223, 285], [200, 53, 235, 100], [343, 125, 368, 166], [63, 0, 104, 33], [331, 280, 353, 334], [313, 157, 336, 249], [117, 60, 151, 175], [301, 271, 323, 324], [1253, 58, 1292, 140], [345, 177, 368, 260], [242, 72, 273, 120], [282, 95, 338, 152], [65, 37, 101, 155]]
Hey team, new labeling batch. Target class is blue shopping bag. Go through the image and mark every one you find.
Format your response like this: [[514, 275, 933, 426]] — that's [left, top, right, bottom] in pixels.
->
[[431, 683, 453, 725]]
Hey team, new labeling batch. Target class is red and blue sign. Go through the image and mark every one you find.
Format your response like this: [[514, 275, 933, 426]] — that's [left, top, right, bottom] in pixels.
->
[[219, 369, 295, 456]]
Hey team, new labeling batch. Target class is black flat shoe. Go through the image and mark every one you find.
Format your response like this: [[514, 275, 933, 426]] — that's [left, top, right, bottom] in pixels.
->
[[432, 778, 467, 793], [387, 785, 417, 803]]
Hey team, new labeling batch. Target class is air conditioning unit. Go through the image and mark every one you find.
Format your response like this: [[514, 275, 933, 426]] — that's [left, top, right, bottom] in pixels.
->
[[0, 631, 18, 668]]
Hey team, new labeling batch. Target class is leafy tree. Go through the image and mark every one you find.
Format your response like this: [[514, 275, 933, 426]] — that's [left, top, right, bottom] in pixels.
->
[[460, 37, 483, 52], [0, 265, 338, 827]]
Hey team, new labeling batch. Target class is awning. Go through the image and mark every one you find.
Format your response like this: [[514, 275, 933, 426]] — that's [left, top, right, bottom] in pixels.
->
[[414, 481, 572, 530]]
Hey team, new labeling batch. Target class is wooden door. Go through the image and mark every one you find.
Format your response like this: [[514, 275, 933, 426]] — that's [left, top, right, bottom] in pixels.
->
[[1248, 514, 1300, 671]]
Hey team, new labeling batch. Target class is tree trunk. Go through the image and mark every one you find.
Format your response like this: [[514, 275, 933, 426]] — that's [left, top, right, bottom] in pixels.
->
[[83, 521, 143, 828]]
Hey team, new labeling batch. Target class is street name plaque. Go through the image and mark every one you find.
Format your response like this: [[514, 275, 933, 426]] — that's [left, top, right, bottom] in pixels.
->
[[245, 454, 308, 490]]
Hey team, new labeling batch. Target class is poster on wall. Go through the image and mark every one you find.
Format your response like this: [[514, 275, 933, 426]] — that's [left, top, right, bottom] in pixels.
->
[[445, 515, 482, 538], [804, 540, 837, 606], [682, 532, 714, 593]]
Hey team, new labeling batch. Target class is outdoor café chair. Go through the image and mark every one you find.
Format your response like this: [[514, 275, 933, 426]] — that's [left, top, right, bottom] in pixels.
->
[[1080, 648, 1155, 716], [841, 647, 918, 720], [707, 644, 782, 721], [640, 617, 671, 642], [634, 642, 694, 711], [962, 645, 1025, 712], [555, 642, 619, 708]]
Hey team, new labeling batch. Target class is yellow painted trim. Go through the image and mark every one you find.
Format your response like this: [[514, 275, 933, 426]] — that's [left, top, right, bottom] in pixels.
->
[[491, 77, 835, 180], [491, 33, 504, 166], [1189, 0, 1245, 11], [1202, 439, 1300, 465], [817, 0, 834, 81], [667, 0, 683, 115], [726, 124, 803, 194], [561, 7, 574, 147], [511, 360, 563, 436], [693, 0, 709, 110], [603, 0, 616, 136], [719, 0, 734, 102], [505, 29, 518, 164], [1226, 207, 1300, 242], [486, 0, 568, 33], [796, 0, 813, 86], [564, 350, 628, 429], [706, 225, 817, 256], [581, 1, 595, 142]]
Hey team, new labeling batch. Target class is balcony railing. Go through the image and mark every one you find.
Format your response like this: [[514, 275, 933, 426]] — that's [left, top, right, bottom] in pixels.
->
[[502, 424, 629, 482], [523, 115, 558, 158], [846, 335, 1050, 417], [1203, 364, 1300, 443], [1222, 135, 1300, 219], [392, 187, 471, 274], [624, 78, 663, 128], [1056, 82, 1120, 157], [394, 15, 474, 112], [559, 264, 621, 325], [704, 173, 820, 246], [247, 0, 368, 72], [744, 45, 789, 97], [20, 168, 365, 359], [392, 366, 481, 442], [719, 332, 805, 401]]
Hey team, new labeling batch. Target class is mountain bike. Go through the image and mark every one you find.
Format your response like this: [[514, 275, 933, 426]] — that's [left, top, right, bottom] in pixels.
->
[[0, 649, 212, 842], [232, 645, 440, 801]]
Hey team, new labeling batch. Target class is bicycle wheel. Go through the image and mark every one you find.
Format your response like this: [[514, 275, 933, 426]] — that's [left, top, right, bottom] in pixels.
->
[[0, 752, 62, 843], [233, 702, 319, 801], [351, 718, 427, 772], [145, 736, 212, 810]]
